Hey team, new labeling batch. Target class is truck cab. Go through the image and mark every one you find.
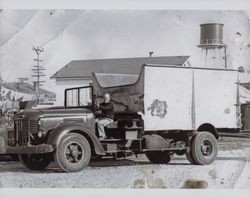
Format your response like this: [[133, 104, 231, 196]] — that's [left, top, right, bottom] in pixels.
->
[[4, 85, 147, 172]]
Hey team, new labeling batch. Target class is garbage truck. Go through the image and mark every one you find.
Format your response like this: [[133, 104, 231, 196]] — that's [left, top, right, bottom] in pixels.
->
[[0, 63, 243, 172]]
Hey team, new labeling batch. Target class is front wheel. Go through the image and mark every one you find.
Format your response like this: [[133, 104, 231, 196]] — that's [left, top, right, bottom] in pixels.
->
[[54, 133, 91, 172], [19, 153, 53, 171], [146, 151, 171, 164], [191, 132, 218, 165]]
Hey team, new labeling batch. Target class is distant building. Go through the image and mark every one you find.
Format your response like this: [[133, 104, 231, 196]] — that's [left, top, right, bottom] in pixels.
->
[[1, 82, 55, 100], [50, 56, 190, 105], [0, 81, 56, 112]]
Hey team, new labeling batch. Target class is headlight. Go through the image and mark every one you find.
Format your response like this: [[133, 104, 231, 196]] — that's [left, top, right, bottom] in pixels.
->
[[38, 130, 43, 138], [38, 120, 41, 125]]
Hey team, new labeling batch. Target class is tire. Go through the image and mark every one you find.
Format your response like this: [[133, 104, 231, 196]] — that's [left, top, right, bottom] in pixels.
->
[[146, 151, 171, 164], [19, 153, 53, 171], [185, 135, 197, 165], [185, 149, 197, 164], [191, 132, 218, 165], [54, 133, 91, 172]]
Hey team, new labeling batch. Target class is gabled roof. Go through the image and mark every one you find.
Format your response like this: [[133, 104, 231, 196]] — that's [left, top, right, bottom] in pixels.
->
[[51, 56, 190, 79]]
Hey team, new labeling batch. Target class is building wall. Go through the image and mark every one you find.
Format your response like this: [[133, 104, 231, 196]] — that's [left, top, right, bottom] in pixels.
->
[[54, 78, 92, 106]]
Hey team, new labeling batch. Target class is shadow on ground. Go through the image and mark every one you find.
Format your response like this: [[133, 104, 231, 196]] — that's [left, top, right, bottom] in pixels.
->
[[0, 154, 248, 174]]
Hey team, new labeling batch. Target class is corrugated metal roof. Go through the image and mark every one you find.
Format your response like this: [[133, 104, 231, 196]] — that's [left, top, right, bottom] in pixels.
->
[[51, 56, 190, 79], [94, 73, 139, 87]]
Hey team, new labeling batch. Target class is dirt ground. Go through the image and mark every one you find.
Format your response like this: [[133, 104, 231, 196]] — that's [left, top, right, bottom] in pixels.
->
[[0, 136, 249, 188]]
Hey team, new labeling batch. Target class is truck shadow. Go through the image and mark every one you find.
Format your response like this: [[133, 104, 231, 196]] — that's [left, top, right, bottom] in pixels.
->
[[0, 157, 189, 173], [0, 160, 191, 174], [0, 156, 247, 173], [89, 157, 151, 168]]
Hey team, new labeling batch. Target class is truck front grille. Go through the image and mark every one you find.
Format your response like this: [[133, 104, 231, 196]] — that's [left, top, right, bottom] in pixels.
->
[[14, 119, 26, 145], [29, 120, 39, 133], [14, 119, 37, 146]]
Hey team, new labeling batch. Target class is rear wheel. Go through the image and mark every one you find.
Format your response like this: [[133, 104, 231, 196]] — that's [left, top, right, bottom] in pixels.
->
[[146, 151, 171, 164], [185, 134, 197, 164], [191, 132, 218, 165], [19, 153, 53, 171], [185, 149, 197, 164], [54, 133, 91, 172]]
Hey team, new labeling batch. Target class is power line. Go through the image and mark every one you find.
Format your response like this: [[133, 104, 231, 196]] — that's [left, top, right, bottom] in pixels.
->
[[32, 46, 45, 100]]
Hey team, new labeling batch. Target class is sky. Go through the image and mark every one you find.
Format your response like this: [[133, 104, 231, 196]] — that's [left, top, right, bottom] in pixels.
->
[[0, 10, 249, 93]]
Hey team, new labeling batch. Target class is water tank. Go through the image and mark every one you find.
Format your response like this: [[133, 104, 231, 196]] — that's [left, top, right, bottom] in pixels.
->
[[199, 23, 224, 48]]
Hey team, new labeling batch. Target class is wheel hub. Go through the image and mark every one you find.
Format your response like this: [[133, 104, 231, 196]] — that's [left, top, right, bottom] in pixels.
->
[[71, 150, 79, 157], [201, 140, 213, 156], [65, 143, 83, 163]]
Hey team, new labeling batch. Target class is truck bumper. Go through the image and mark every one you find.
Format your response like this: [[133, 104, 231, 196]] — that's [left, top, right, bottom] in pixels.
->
[[6, 144, 54, 154]]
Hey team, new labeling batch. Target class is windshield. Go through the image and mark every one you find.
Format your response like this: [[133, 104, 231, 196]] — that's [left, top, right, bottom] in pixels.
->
[[65, 86, 93, 108]]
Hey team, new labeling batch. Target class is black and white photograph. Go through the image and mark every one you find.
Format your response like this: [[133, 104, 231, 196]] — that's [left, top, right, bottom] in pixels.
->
[[0, 0, 250, 193]]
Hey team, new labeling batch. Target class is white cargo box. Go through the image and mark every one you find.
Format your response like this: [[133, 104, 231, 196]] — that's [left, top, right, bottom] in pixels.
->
[[143, 65, 238, 131], [93, 64, 240, 131]]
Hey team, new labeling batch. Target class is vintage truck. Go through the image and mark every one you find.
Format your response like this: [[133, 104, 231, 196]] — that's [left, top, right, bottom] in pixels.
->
[[0, 63, 243, 172]]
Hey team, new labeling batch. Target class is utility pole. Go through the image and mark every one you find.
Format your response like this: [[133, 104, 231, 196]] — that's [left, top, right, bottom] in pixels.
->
[[149, 51, 154, 58], [32, 46, 45, 101]]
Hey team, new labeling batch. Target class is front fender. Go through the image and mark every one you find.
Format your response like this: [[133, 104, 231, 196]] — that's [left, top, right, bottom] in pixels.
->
[[47, 123, 105, 155]]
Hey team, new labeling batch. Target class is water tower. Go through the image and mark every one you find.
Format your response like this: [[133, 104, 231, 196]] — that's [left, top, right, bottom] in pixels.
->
[[198, 23, 227, 68]]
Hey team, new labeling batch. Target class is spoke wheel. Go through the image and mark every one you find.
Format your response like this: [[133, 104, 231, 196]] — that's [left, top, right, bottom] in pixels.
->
[[65, 143, 84, 163], [191, 132, 218, 165], [19, 153, 53, 171], [54, 133, 91, 172]]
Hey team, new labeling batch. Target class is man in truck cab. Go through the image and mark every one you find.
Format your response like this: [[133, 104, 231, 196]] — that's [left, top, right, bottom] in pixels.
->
[[95, 93, 114, 139]]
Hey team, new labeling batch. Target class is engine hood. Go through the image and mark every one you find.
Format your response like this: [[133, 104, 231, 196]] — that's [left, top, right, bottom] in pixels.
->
[[13, 107, 93, 120]]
